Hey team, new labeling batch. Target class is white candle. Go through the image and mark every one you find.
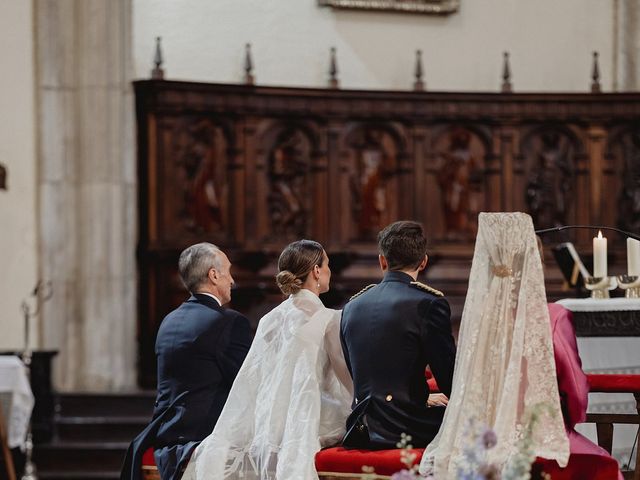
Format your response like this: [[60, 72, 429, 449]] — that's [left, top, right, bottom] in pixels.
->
[[593, 231, 607, 278], [627, 238, 640, 276]]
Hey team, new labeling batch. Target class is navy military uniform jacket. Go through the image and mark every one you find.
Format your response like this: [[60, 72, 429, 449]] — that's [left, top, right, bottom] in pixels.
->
[[121, 293, 252, 480], [340, 271, 456, 449]]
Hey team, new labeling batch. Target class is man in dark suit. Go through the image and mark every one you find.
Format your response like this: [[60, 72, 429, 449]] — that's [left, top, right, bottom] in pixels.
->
[[340, 221, 456, 450], [121, 243, 252, 480]]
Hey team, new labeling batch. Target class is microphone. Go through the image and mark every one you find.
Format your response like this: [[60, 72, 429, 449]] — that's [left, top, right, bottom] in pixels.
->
[[534, 225, 640, 242]]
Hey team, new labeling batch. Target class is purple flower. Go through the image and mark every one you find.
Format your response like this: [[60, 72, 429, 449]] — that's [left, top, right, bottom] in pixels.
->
[[482, 428, 498, 449], [390, 469, 417, 480]]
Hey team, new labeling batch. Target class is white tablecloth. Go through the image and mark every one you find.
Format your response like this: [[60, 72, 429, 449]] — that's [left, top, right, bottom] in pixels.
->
[[557, 297, 640, 312], [0, 356, 34, 449]]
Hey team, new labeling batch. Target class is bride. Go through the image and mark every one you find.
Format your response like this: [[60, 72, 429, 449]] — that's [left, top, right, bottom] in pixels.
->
[[182, 240, 352, 480], [420, 212, 570, 478]]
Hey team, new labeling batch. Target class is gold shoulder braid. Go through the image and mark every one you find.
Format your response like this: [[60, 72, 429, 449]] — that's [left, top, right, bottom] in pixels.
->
[[410, 281, 444, 297], [349, 284, 377, 301]]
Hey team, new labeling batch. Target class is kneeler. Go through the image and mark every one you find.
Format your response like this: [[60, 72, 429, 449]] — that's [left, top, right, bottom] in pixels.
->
[[314, 372, 631, 480], [139, 373, 637, 479]]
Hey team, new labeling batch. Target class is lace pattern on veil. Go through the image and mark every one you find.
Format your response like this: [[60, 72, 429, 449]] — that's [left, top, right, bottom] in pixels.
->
[[420, 212, 569, 478], [183, 289, 351, 480]]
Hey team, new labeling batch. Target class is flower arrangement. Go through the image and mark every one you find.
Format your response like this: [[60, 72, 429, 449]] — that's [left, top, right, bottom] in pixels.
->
[[386, 404, 550, 480]]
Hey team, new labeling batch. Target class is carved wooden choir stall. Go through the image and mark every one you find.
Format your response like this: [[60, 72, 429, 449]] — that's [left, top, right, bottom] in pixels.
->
[[135, 78, 640, 388]]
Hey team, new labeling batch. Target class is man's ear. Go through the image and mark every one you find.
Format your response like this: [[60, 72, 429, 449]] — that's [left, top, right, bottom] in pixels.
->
[[378, 254, 388, 272], [208, 268, 218, 284], [418, 254, 428, 272]]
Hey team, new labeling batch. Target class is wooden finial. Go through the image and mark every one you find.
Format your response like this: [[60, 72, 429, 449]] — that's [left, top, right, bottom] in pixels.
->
[[151, 36, 165, 80], [0, 163, 6, 190], [501, 51, 512, 93], [244, 43, 255, 85], [591, 51, 601, 93], [329, 47, 339, 89], [413, 49, 425, 91]]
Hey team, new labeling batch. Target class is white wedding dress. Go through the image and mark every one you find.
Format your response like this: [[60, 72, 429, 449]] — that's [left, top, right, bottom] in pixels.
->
[[420, 212, 569, 478], [182, 288, 352, 480]]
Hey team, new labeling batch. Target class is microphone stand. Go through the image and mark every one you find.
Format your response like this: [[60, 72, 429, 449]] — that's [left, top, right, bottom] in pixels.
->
[[20, 282, 52, 480], [535, 225, 640, 242]]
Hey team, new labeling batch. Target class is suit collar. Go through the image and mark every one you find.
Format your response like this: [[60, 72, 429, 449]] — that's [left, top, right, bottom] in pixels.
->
[[190, 293, 224, 310], [382, 270, 414, 284]]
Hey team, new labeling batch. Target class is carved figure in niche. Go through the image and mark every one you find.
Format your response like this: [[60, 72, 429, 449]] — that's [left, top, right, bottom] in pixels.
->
[[349, 129, 394, 239], [174, 119, 226, 233], [617, 131, 640, 233], [525, 131, 573, 230], [436, 128, 483, 240], [268, 129, 310, 238]]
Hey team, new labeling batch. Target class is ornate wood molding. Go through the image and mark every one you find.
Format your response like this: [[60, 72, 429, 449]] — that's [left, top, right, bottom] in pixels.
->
[[318, 0, 459, 15]]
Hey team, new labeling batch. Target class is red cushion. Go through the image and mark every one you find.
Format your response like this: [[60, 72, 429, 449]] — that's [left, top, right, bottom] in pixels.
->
[[142, 447, 156, 467], [315, 447, 423, 476], [533, 455, 621, 480], [315, 448, 618, 478], [587, 374, 640, 393]]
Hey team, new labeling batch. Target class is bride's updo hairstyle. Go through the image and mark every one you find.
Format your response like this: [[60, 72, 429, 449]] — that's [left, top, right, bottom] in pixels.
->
[[276, 240, 324, 295]]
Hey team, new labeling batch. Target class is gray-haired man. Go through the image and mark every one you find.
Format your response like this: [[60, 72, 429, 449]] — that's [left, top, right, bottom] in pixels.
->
[[122, 243, 252, 480]]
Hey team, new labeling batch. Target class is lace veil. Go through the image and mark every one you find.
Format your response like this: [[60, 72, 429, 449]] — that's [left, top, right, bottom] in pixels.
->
[[420, 212, 569, 477], [182, 288, 352, 480]]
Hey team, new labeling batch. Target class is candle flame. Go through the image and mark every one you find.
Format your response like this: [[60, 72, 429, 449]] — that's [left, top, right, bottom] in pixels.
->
[[597, 230, 603, 239]]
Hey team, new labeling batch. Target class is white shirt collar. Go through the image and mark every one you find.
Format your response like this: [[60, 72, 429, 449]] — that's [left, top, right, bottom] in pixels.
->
[[198, 292, 222, 306]]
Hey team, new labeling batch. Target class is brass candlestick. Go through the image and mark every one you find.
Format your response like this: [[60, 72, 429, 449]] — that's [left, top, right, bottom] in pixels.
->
[[617, 275, 640, 298], [584, 276, 617, 299]]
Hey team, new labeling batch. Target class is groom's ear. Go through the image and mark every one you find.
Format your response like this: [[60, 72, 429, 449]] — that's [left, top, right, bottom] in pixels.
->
[[378, 255, 388, 272], [418, 254, 428, 272]]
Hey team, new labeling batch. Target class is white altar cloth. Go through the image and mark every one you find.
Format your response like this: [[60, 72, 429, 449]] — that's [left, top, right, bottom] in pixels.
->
[[0, 356, 34, 449], [557, 297, 640, 312]]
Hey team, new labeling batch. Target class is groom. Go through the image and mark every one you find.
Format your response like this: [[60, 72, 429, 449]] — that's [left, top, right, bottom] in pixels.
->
[[340, 221, 456, 449]]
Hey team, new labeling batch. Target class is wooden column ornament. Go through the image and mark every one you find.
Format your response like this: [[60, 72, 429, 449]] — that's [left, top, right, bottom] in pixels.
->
[[244, 43, 255, 85], [501, 51, 512, 93], [413, 49, 425, 91], [591, 51, 602, 93], [0, 163, 6, 190], [329, 47, 339, 89], [151, 36, 165, 80]]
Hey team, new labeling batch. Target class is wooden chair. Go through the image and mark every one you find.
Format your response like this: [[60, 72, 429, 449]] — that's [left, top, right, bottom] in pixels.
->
[[586, 373, 640, 480]]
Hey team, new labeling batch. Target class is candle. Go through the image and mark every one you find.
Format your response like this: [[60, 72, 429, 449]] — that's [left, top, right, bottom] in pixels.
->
[[593, 231, 607, 278], [627, 238, 640, 276]]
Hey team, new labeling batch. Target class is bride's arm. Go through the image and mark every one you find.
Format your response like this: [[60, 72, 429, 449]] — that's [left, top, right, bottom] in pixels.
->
[[324, 310, 354, 396]]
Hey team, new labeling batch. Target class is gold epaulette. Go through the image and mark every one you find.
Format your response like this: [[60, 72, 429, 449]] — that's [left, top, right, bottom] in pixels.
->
[[349, 284, 377, 301], [410, 281, 444, 297]]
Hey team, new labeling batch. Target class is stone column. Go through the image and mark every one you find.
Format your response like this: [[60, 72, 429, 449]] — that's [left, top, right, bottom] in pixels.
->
[[36, 0, 136, 390], [619, 0, 640, 90]]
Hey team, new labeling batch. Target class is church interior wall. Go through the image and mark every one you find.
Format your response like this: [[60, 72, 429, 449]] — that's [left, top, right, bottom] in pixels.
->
[[134, 0, 613, 92], [0, 0, 39, 351]]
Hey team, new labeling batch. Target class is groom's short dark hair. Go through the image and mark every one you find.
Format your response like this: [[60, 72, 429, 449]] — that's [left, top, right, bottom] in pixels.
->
[[378, 221, 427, 271]]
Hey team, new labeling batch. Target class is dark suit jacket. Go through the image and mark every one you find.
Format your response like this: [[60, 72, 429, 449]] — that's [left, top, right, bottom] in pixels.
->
[[121, 293, 252, 480], [340, 271, 456, 449]]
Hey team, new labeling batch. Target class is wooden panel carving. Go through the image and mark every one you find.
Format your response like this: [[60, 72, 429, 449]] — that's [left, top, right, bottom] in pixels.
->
[[135, 80, 640, 386], [343, 124, 403, 242], [521, 127, 580, 231], [609, 129, 640, 233], [433, 126, 487, 240], [172, 117, 229, 237]]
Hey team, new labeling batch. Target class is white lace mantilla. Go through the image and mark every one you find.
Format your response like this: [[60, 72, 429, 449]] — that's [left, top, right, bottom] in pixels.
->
[[420, 212, 570, 478], [183, 289, 352, 480]]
